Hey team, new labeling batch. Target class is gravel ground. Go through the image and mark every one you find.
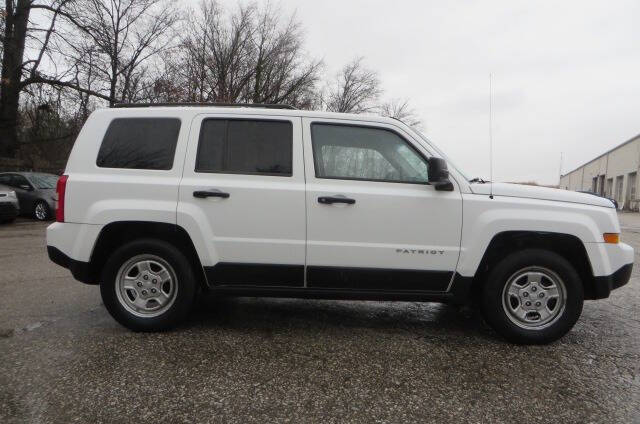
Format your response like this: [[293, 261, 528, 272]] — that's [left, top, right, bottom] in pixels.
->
[[1, 215, 639, 423]]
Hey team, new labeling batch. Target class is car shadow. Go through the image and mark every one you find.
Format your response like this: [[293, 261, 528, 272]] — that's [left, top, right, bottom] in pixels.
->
[[186, 292, 497, 342]]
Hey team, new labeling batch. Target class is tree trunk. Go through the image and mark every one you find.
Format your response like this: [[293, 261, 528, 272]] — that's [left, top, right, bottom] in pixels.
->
[[0, 0, 31, 156]]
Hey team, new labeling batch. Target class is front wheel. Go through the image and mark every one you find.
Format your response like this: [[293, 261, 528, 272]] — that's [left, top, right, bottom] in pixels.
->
[[480, 249, 584, 344], [100, 239, 197, 331]]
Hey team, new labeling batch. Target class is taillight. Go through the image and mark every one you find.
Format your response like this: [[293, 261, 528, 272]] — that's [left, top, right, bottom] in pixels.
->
[[56, 175, 68, 222]]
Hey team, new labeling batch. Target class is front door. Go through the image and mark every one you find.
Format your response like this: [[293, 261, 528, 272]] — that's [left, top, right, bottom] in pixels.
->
[[302, 118, 463, 292], [179, 114, 306, 287], [3, 174, 34, 213]]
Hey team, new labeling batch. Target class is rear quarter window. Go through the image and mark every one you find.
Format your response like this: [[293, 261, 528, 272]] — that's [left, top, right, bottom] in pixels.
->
[[96, 118, 181, 170]]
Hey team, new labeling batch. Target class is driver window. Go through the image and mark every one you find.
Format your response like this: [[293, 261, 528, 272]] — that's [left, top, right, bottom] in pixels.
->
[[13, 175, 31, 188], [310, 123, 428, 184]]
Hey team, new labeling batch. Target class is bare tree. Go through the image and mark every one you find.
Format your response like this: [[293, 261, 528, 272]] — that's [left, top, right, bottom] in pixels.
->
[[1, 0, 422, 171], [0, 3, 6, 59], [0, 0, 111, 156], [247, 4, 321, 107], [324, 57, 381, 113], [155, 1, 322, 108], [60, 0, 179, 106], [379, 98, 422, 127], [1, 0, 56, 155]]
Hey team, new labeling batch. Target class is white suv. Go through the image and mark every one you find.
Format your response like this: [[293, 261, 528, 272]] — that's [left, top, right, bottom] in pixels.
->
[[46, 104, 634, 344]]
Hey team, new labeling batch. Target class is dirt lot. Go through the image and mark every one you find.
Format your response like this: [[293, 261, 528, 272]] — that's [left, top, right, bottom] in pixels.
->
[[1, 215, 639, 423]]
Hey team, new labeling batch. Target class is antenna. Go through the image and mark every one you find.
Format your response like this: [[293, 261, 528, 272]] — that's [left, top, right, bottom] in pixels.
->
[[489, 73, 494, 199], [559, 152, 563, 187]]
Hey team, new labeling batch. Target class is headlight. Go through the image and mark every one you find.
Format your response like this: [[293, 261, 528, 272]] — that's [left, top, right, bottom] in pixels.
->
[[8, 191, 16, 198]]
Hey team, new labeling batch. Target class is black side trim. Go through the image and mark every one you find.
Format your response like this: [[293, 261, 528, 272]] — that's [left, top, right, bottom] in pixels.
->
[[307, 266, 452, 291], [447, 273, 474, 305], [47, 246, 96, 285], [214, 286, 456, 303], [204, 263, 304, 287], [591, 263, 633, 299]]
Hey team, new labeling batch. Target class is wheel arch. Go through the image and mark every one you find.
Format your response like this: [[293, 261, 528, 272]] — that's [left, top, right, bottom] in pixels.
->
[[87, 221, 207, 288], [469, 231, 599, 300]]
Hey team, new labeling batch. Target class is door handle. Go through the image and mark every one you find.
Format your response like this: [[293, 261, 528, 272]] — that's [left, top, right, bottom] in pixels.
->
[[318, 195, 356, 205], [193, 189, 230, 199]]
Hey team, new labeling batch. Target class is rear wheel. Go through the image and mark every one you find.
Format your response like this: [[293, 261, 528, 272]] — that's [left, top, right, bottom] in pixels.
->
[[480, 249, 584, 344], [100, 239, 197, 331], [33, 200, 51, 221]]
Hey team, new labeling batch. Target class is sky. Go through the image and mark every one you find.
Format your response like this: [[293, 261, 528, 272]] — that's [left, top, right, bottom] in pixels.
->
[[217, 0, 640, 185]]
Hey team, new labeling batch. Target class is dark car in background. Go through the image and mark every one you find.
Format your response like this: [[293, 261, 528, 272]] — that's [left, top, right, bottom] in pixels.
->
[[577, 190, 619, 209], [0, 172, 58, 221], [0, 184, 20, 223]]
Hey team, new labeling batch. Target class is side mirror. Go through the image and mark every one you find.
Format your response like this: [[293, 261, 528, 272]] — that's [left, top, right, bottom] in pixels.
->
[[427, 157, 454, 191]]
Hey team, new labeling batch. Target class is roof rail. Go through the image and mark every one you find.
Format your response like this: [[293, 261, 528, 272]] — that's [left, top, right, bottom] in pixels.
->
[[112, 102, 297, 110]]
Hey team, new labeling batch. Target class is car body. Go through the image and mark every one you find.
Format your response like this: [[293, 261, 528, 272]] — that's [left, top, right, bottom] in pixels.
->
[[0, 184, 20, 223], [46, 104, 634, 344], [577, 190, 618, 209], [0, 172, 58, 220]]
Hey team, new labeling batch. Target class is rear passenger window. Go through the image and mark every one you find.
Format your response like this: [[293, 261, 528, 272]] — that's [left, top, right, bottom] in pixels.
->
[[196, 119, 292, 176], [96, 118, 181, 170]]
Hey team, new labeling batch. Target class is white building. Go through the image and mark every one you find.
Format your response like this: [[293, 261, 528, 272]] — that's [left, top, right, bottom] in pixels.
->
[[559, 133, 640, 210]]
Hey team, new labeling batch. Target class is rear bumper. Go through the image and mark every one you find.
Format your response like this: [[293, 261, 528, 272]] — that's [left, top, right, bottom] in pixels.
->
[[47, 245, 95, 284], [46, 222, 103, 284], [590, 263, 633, 299]]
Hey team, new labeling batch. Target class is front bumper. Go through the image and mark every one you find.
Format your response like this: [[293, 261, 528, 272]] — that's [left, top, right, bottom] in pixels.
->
[[591, 263, 633, 299]]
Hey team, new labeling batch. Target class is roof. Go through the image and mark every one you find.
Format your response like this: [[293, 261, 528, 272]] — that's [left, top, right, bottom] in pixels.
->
[[113, 102, 296, 110], [561, 132, 640, 177], [95, 104, 400, 126]]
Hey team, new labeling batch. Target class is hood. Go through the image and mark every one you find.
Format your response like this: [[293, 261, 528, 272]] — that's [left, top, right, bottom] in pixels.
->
[[469, 182, 615, 208]]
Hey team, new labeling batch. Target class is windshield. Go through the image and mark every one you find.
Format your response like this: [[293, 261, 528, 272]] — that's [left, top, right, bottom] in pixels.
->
[[28, 173, 58, 189], [409, 126, 470, 181]]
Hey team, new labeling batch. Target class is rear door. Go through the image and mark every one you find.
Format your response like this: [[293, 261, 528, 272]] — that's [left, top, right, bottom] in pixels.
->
[[302, 118, 463, 292], [178, 113, 306, 287]]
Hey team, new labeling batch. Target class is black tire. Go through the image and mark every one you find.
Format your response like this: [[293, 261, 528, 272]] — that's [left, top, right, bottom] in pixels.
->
[[33, 200, 51, 221], [100, 238, 197, 332], [0, 217, 16, 224], [480, 249, 584, 345]]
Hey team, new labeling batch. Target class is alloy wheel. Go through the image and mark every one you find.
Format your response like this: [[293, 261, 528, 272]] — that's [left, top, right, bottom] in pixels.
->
[[501, 266, 567, 330], [115, 254, 178, 318]]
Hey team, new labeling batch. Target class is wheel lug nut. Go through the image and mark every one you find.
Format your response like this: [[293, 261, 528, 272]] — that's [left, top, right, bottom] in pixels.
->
[[143, 275, 149, 280], [535, 302, 541, 307], [539, 293, 544, 298], [137, 282, 143, 287], [141, 290, 147, 295], [531, 287, 537, 292], [525, 301, 531, 306], [151, 288, 157, 294], [523, 292, 529, 297], [152, 279, 157, 284]]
